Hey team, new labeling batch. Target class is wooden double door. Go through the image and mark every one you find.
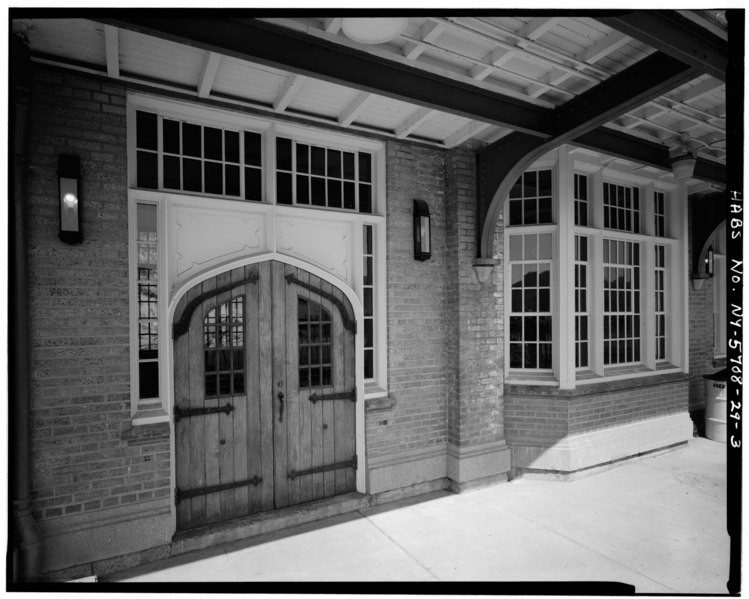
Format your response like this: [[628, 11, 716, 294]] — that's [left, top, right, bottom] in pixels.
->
[[173, 261, 356, 531]]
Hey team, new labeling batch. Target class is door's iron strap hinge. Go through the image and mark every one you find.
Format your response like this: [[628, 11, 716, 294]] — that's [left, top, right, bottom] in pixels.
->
[[308, 387, 356, 404], [175, 475, 262, 504], [284, 273, 356, 334], [288, 455, 357, 480], [174, 402, 234, 422], [173, 271, 259, 340]]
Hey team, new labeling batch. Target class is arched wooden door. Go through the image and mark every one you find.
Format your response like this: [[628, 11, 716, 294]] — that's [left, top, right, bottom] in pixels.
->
[[173, 261, 357, 531]]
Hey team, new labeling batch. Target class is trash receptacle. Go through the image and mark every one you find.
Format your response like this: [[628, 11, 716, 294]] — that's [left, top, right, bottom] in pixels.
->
[[704, 369, 727, 442]]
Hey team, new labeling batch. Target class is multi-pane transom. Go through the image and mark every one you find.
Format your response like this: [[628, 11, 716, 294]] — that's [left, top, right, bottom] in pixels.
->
[[135, 110, 263, 201], [509, 169, 553, 226], [276, 137, 373, 213], [603, 182, 640, 233]]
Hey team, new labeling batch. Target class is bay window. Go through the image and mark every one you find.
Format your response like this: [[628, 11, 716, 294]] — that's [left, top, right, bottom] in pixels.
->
[[505, 154, 686, 386]]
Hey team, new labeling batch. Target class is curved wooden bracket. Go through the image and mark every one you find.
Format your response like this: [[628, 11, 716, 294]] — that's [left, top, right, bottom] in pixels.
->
[[285, 273, 357, 334], [172, 270, 258, 340]]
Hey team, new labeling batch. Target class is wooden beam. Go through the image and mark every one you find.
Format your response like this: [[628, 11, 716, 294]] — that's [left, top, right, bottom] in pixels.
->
[[274, 74, 305, 112], [197, 51, 221, 97], [515, 17, 558, 47], [98, 17, 553, 137], [598, 11, 728, 80], [445, 121, 492, 147], [477, 51, 703, 258], [104, 25, 119, 79], [339, 92, 373, 127], [394, 107, 437, 138]]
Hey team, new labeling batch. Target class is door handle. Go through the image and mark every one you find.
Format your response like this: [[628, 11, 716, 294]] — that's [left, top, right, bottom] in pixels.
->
[[278, 391, 285, 422]]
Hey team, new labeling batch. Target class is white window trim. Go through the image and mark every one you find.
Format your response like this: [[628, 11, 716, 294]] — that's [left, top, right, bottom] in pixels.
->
[[504, 146, 689, 389], [127, 94, 390, 422]]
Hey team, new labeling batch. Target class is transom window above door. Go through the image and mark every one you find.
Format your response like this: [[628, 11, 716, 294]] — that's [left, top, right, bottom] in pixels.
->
[[132, 102, 377, 215]]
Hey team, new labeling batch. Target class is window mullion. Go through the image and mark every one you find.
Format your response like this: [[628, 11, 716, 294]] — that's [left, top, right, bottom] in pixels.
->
[[590, 231, 605, 376], [555, 150, 575, 388], [641, 238, 657, 369]]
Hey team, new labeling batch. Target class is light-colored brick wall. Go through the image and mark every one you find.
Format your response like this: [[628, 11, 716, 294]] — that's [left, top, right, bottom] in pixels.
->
[[365, 142, 449, 458], [505, 378, 689, 443], [25, 67, 170, 523], [444, 142, 505, 448]]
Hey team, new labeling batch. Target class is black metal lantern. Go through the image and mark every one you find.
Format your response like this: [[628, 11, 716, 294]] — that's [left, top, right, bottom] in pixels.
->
[[58, 154, 82, 244], [705, 245, 714, 277], [413, 199, 431, 261]]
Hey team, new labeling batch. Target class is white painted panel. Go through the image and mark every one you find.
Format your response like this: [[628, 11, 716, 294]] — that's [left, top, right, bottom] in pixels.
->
[[211, 56, 290, 104], [276, 214, 354, 287], [120, 29, 205, 87], [28, 19, 106, 65], [168, 198, 270, 292]]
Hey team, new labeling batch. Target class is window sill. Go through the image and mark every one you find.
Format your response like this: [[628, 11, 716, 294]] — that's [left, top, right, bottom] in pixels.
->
[[132, 405, 170, 426], [505, 368, 687, 397], [121, 420, 170, 445]]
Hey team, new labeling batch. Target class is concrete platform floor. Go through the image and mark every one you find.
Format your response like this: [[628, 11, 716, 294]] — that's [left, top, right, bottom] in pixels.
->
[[103, 437, 732, 593]]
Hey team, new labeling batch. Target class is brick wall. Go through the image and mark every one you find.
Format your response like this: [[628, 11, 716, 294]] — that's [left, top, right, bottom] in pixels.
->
[[365, 142, 448, 458], [505, 378, 689, 443], [444, 143, 505, 448], [25, 67, 170, 525], [687, 204, 719, 410]]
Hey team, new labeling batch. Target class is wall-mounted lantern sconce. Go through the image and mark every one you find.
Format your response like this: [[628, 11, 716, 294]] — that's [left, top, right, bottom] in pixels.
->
[[472, 258, 497, 285], [691, 245, 715, 290], [413, 199, 431, 261], [704, 245, 714, 277], [58, 154, 82, 244]]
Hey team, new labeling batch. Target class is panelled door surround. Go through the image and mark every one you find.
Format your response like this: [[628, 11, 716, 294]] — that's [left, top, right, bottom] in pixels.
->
[[173, 260, 356, 531]]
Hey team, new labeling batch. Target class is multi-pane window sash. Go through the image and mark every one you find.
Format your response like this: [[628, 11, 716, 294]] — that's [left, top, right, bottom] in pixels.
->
[[574, 173, 589, 227], [362, 225, 375, 379], [204, 297, 246, 398], [276, 137, 374, 213], [137, 204, 159, 400], [574, 235, 590, 368], [654, 191, 666, 237], [509, 233, 553, 369], [508, 170, 553, 226], [603, 182, 640, 233], [135, 110, 263, 201], [298, 298, 333, 388], [603, 239, 641, 365], [655, 245, 667, 360]]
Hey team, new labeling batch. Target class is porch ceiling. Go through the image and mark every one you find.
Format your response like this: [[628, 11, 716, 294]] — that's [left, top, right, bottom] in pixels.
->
[[11, 10, 729, 192]]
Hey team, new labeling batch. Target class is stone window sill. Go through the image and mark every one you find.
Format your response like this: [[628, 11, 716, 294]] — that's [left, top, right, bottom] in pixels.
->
[[121, 421, 170, 445], [505, 369, 688, 398]]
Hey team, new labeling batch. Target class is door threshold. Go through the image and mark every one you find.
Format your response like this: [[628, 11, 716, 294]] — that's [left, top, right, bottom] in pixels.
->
[[171, 492, 368, 557]]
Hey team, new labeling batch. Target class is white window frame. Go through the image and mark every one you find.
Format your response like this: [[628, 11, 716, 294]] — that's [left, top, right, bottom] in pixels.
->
[[504, 146, 688, 388], [127, 94, 389, 421]]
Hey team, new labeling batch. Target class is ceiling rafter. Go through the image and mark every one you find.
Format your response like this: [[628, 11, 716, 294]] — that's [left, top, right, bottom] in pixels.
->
[[323, 18, 341, 34], [274, 73, 305, 112], [104, 24, 119, 78], [598, 10, 728, 80], [197, 51, 221, 97], [676, 78, 723, 104], [339, 92, 374, 127], [515, 17, 558, 47], [403, 21, 445, 60], [97, 16, 553, 137], [395, 107, 438, 139], [448, 16, 606, 83], [446, 121, 492, 146]]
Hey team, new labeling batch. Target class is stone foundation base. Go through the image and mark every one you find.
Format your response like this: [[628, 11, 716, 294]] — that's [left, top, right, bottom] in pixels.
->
[[509, 412, 693, 480]]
